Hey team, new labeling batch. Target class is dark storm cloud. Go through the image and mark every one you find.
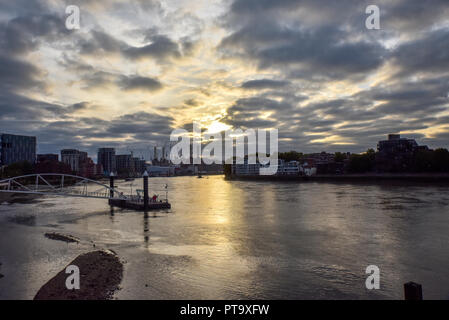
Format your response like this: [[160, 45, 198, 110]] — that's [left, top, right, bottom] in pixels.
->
[[77, 70, 164, 92], [0, 13, 70, 55], [0, 53, 61, 121], [228, 0, 449, 33], [78, 30, 185, 62], [80, 70, 117, 89], [229, 97, 293, 113], [0, 91, 66, 121], [227, 0, 366, 26], [424, 131, 449, 149], [0, 5, 173, 153], [107, 112, 174, 136], [221, 0, 449, 83], [357, 75, 449, 116], [0, 110, 176, 156], [392, 28, 449, 77], [220, 97, 292, 129], [0, 55, 44, 91], [0, 0, 47, 16], [118, 76, 163, 92], [241, 79, 289, 89], [65, 102, 97, 114], [123, 34, 181, 60], [78, 30, 125, 55], [219, 21, 387, 79], [216, 0, 449, 152], [1, 0, 449, 155], [184, 98, 201, 107], [382, 0, 449, 32], [0, 10, 82, 125], [230, 0, 299, 13]]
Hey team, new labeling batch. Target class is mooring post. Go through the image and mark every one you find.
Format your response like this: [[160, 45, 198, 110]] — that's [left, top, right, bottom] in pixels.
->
[[109, 172, 115, 198], [404, 282, 423, 300], [143, 170, 149, 210]]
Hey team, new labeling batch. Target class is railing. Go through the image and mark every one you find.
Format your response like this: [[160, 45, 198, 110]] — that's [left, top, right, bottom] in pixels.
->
[[0, 174, 129, 200], [0, 174, 170, 203]]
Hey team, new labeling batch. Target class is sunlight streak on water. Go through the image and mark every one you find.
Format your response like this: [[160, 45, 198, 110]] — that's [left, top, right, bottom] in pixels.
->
[[1, 176, 449, 299]]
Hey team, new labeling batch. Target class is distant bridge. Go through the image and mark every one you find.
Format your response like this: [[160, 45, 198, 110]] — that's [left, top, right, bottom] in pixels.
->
[[0, 174, 129, 200]]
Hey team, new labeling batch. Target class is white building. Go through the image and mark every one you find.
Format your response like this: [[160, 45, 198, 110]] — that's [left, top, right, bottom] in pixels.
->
[[146, 165, 175, 177], [233, 158, 261, 175], [232, 159, 317, 176], [61, 149, 87, 173], [276, 160, 301, 175]]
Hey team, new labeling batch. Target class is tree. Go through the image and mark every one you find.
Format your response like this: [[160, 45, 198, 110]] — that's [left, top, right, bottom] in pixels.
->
[[35, 161, 72, 175], [334, 152, 347, 162], [278, 151, 303, 162], [411, 148, 449, 173], [412, 150, 433, 172], [348, 149, 376, 173], [1, 161, 34, 178], [432, 148, 449, 172]]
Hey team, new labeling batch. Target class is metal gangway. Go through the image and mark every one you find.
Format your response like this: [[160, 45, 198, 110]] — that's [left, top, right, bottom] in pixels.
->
[[0, 174, 129, 200]]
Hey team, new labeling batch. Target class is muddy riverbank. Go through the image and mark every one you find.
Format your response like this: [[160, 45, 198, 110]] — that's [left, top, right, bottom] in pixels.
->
[[34, 250, 123, 300]]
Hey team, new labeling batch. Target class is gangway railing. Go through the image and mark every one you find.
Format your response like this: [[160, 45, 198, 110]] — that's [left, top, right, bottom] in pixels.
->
[[0, 174, 129, 200]]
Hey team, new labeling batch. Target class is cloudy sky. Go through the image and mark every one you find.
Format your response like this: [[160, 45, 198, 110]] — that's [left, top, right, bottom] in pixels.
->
[[1, 0, 448, 159]]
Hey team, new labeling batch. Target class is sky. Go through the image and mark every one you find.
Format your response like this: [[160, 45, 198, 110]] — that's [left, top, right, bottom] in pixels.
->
[[0, 0, 449, 159]]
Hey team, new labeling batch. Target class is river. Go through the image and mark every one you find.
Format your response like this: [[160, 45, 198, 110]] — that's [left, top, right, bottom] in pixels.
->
[[1, 175, 449, 299]]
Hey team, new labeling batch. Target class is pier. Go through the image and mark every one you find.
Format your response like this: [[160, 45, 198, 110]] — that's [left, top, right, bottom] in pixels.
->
[[107, 171, 171, 211], [0, 172, 171, 211], [108, 198, 171, 210]]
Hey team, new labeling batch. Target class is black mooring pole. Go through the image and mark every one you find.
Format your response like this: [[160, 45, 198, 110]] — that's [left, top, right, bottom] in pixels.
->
[[143, 170, 149, 210], [109, 172, 115, 198], [404, 282, 423, 300]]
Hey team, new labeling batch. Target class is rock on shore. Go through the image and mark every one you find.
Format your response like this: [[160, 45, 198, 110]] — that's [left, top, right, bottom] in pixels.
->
[[44, 232, 80, 243], [34, 250, 123, 300]]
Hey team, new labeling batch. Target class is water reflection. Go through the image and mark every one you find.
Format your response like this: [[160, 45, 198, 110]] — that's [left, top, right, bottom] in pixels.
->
[[143, 211, 149, 246], [109, 206, 115, 222], [1, 176, 449, 299]]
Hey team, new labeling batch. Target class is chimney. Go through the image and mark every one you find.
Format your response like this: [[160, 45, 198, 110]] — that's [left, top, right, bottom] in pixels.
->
[[388, 134, 400, 140]]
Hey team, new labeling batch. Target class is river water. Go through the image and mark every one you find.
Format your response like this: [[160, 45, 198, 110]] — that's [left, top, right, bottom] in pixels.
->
[[1, 175, 449, 299]]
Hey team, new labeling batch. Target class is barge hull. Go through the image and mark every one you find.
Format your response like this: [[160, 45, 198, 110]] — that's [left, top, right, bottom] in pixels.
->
[[108, 199, 171, 210]]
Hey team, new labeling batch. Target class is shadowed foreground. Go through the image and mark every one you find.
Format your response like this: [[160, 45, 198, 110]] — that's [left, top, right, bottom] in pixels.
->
[[34, 250, 123, 300]]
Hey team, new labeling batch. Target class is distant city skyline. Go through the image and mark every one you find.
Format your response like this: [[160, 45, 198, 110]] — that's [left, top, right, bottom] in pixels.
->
[[1, 0, 449, 157], [0, 130, 438, 164]]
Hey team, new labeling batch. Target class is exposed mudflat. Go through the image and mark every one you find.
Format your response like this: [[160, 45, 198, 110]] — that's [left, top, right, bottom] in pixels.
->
[[34, 250, 123, 300], [0, 192, 40, 204]]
